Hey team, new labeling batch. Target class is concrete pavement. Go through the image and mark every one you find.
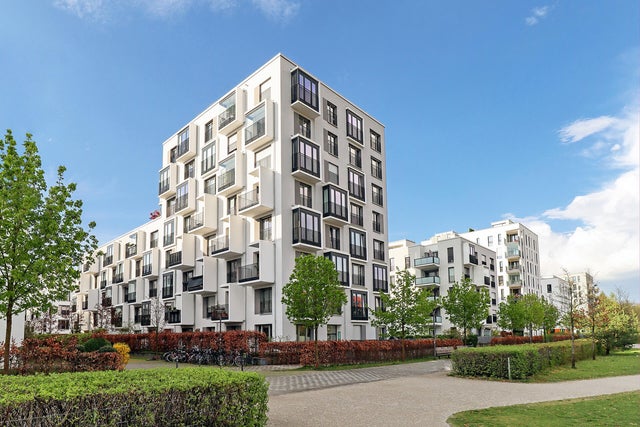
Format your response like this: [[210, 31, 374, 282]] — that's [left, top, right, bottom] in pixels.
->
[[266, 362, 640, 427]]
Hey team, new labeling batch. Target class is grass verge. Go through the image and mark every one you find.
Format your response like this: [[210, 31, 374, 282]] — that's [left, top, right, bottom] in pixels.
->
[[447, 391, 640, 427], [528, 349, 640, 382]]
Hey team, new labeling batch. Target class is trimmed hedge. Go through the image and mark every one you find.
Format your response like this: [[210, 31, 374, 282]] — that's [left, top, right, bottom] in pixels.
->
[[261, 339, 463, 366], [0, 368, 268, 426], [451, 339, 599, 379], [490, 335, 572, 345]]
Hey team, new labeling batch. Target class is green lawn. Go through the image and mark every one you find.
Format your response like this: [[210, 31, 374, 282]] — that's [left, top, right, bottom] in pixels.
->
[[529, 349, 640, 382], [448, 350, 640, 426], [447, 391, 640, 427]]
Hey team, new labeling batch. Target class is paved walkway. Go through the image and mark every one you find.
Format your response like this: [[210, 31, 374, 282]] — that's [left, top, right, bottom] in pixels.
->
[[266, 361, 640, 427]]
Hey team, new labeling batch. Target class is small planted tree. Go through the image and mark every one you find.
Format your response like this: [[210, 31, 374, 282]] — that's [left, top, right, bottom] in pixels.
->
[[579, 280, 601, 360], [561, 272, 581, 369], [541, 297, 560, 342], [371, 269, 438, 360], [440, 277, 490, 344], [281, 255, 347, 367], [0, 130, 97, 373], [519, 294, 545, 343], [497, 295, 525, 334]]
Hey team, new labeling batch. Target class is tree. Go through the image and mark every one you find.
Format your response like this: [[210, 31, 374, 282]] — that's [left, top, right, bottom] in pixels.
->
[[540, 297, 560, 342], [497, 295, 525, 333], [281, 255, 347, 367], [579, 280, 600, 360], [595, 293, 639, 355], [0, 130, 97, 372], [371, 269, 438, 360], [440, 277, 490, 343], [519, 294, 545, 343], [560, 272, 581, 369]]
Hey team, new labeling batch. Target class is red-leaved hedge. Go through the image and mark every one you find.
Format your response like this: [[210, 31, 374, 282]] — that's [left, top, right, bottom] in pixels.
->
[[261, 339, 463, 366], [490, 334, 572, 346]]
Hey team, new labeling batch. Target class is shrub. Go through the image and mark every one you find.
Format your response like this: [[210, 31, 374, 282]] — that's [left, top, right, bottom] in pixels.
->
[[451, 339, 599, 379], [83, 337, 113, 352], [0, 368, 268, 426], [113, 343, 131, 367], [105, 331, 267, 354], [98, 345, 117, 353]]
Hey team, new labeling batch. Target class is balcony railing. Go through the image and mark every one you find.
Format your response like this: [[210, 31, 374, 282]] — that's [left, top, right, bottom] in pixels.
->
[[165, 310, 181, 324], [468, 254, 478, 265], [142, 264, 153, 276], [112, 273, 124, 284], [245, 118, 265, 144], [416, 276, 441, 286], [102, 297, 112, 308], [414, 256, 440, 267], [103, 255, 113, 266], [291, 84, 318, 110], [238, 189, 259, 211], [349, 244, 367, 260], [162, 286, 173, 299], [211, 304, 229, 321], [166, 251, 183, 268], [218, 105, 236, 130], [125, 244, 137, 258], [226, 270, 238, 283], [184, 275, 203, 292], [177, 138, 190, 158], [292, 227, 321, 247], [210, 235, 230, 255], [350, 213, 363, 226], [292, 152, 320, 177], [125, 293, 136, 303], [351, 307, 368, 321], [100, 280, 108, 289], [175, 194, 189, 212], [323, 201, 348, 221], [158, 180, 170, 195], [218, 169, 235, 192], [238, 263, 259, 282], [185, 212, 204, 232], [373, 249, 385, 261], [373, 279, 388, 292]]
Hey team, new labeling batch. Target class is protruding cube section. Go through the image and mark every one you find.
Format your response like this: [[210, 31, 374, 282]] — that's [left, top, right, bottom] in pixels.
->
[[244, 100, 274, 151], [291, 68, 320, 118], [175, 178, 196, 215], [159, 163, 178, 198], [185, 256, 218, 294], [238, 240, 275, 286], [209, 216, 245, 259], [165, 233, 196, 270], [175, 123, 197, 163], [238, 166, 274, 218], [186, 193, 218, 235], [218, 90, 245, 136], [217, 153, 245, 197], [291, 136, 321, 184]]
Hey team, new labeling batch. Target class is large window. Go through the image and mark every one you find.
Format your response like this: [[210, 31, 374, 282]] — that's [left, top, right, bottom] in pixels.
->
[[372, 184, 383, 206], [372, 211, 383, 233], [348, 145, 362, 168], [218, 156, 236, 191], [162, 272, 174, 299], [346, 110, 363, 143], [371, 157, 382, 179], [218, 93, 236, 130], [177, 127, 189, 157], [370, 130, 381, 152], [163, 220, 175, 246], [373, 265, 388, 292], [184, 160, 195, 179], [201, 142, 216, 174], [325, 162, 339, 185], [295, 113, 311, 138], [176, 181, 189, 211], [255, 288, 272, 315], [349, 228, 367, 260], [325, 131, 338, 156], [260, 216, 273, 241], [295, 181, 312, 207], [350, 203, 363, 226], [292, 137, 320, 177], [204, 176, 216, 195], [159, 166, 170, 194], [352, 263, 365, 287], [325, 252, 349, 286], [322, 184, 348, 221], [291, 69, 319, 111], [205, 120, 214, 142], [245, 104, 266, 144], [351, 291, 368, 320], [292, 208, 321, 247], [327, 226, 340, 250], [325, 100, 337, 125], [373, 240, 385, 261], [348, 169, 365, 201]]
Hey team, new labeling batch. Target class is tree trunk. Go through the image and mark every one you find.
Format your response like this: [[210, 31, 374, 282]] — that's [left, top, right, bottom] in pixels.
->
[[570, 318, 576, 369], [3, 304, 13, 373], [529, 324, 533, 343], [401, 324, 406, 361], [591, 324, 596, 360], [313, 326, 319, 368]]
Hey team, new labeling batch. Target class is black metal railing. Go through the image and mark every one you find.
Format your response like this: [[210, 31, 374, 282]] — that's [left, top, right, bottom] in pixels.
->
[[166, 251, 183, 268], [245, 118, 266, 144], [217, 169, 235, 191], [351, 307, 368, 321], [238, 263, 259, 282], [218, 105, 236, 129]]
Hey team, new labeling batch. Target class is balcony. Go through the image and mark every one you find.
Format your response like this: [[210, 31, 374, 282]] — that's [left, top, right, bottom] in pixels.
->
[[244, 101, 274, 152], [175, 178, 196, 215], [125, 243, 138, 259], [414, 256, 440, 271], [238, 167, 274, 219], [351, 307, 368, 321], [175, 124, 197, 163], [506, 248, 521, 260], [103, 254, 114, 267], [165, 235, 195, 270], [124, 293, 136, 303], [322, 185, 349, 226], [508, 279, 522, 290], [140, 314, 151, 326], [507, 262, 520, 273], [217, 154, 245, 197], [187, 257, 218, 295], [209, 216, 245, 259], [82, 260, 99, 274], [467, 254, 479, 265], [112, 273, 124, 285], [187, 194, 218, 235], [238, 241, 275, 286], [211, 304, 229, 321], [183, 275, 203, 292], [158, 163, 178, 199], [415, 276, 441, 288], [165, 309, 181, 324], [217, 91, 245, 136], [291, 69, 320, 118], [431, 316, 443, 324], [102, 297, 112, 308], [291, 136, 321, 184]]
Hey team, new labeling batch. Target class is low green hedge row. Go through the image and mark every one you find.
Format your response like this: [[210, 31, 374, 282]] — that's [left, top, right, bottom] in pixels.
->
[[0, 368, 268, 426], [451, 339, 599, 379]]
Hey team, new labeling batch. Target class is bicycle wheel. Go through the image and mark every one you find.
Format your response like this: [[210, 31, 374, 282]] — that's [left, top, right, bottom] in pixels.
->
[[217, 354, 225, 367], [233, 355, 244, 367], [162, 352, 173, 362]]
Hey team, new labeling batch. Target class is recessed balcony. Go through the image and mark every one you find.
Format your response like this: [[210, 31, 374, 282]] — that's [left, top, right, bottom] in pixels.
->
[[217, 153, 245, 197], [158, 163, 178, 199], [506, 262, 520, 274], [175, 123, 197, 163], [508, 279, 522, 289], [217, 90, 245, 136], [186, 257, 218, 295], [244, 101, 274, 152], [414, 256, 440, 271], [165, 309, 181, 324], [238, 168, 274, 219], [209, 216, 245, 259], [165, 234, 196, 270], [238, 241, 275, 287]]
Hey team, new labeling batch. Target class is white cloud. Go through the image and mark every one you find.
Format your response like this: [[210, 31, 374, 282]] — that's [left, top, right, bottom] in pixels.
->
[[526, 5, 550, 26], [515, 106, 639, 295], [53, 0, 300, 21]]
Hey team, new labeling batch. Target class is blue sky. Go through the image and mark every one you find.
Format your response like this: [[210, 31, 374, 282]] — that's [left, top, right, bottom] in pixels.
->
[[1, 0, 638, 299]]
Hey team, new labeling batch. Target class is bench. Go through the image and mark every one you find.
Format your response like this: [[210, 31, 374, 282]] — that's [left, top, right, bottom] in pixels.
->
[[435, 346, 454, 358]]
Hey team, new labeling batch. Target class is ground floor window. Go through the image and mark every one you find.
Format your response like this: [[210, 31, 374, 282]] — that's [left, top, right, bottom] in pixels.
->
[[327, 324, 340, 340], [256, 324, 272, 339]]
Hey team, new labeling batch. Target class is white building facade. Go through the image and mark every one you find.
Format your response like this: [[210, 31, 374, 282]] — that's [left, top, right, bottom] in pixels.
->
[[70, 54, 389, 342], [462, 219, 541, 304], [389, 232, 498, 338]]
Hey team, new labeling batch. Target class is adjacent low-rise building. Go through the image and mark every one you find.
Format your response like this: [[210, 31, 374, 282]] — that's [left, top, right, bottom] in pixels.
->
[[389, 231, 498, 338]]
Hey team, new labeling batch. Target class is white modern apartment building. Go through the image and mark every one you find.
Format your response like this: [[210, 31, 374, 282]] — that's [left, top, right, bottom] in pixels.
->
[[0, 314, 24, 346], [463, 220, 541, 304], [541, 275, 571, 318], [389, 232, 498, 337], [69, 54, 389, 342]]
